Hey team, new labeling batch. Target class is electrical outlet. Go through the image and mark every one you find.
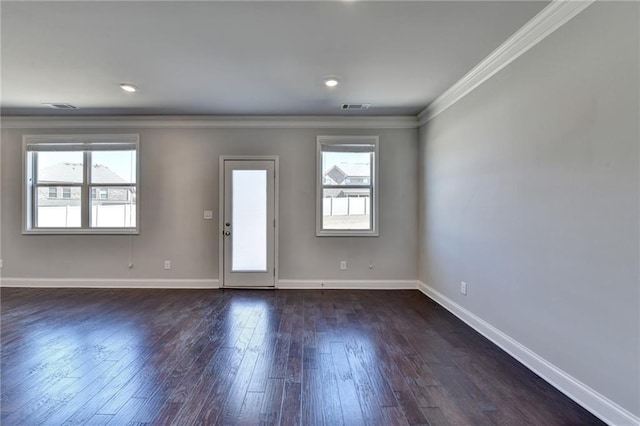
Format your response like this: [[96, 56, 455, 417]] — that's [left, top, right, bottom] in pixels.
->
[[340, 261, 347, 270], [461, 281, 467, 295], [204, 211, 213, 220], [0, 259, 3, 269], [164, 260, 171, 270]]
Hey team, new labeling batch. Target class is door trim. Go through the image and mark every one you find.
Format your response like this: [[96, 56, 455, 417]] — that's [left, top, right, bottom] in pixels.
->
[[219, 156, 279, 288]]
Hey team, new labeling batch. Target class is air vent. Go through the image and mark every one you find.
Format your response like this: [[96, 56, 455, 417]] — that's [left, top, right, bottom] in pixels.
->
[[341, 104, 370, 110], [42, 103, 78, 109]]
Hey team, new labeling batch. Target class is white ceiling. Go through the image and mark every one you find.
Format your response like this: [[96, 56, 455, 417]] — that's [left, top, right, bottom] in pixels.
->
[[1, 1, 548, 116]]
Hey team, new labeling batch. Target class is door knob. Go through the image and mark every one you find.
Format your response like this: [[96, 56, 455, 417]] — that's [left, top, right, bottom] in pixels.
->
[[224, 231, 231, 236]]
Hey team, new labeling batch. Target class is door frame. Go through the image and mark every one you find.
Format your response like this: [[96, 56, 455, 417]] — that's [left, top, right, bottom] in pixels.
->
[[219, 155, 279, 288]]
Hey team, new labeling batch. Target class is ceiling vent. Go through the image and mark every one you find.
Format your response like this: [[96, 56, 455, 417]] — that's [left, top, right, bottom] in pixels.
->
[[341, 104, 370, 110], [42, 103, 78, 109]]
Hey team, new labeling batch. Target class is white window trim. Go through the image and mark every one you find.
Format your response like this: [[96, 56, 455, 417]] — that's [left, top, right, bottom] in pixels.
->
[[316, 135, 379, 237], [22, 134, 140, 235]]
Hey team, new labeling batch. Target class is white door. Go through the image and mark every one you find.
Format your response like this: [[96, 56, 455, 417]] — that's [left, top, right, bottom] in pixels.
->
[[222, 159, 276, 287]]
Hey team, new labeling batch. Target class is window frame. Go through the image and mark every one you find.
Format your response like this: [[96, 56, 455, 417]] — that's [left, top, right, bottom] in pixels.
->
[[22, 134, 140, 235], [316, 135, 379, 237]]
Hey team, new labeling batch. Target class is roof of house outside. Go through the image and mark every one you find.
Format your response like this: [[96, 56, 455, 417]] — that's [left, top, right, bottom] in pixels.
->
[[324, 163, 370, 178], [39, 162, 127, 183]]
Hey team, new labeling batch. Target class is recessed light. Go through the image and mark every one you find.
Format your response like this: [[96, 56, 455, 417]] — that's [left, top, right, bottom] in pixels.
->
[[323, 77, 339, 88], [120, 83, 138, 93]]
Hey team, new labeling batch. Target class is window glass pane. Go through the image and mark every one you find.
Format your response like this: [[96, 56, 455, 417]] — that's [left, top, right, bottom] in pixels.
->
[[36, 186, 81, 227], [322, 188, 371, 230], [91, 186, 137, 228], [322, 151, 371, 186], [37, 151, 84, 183], [232, 170, 267, 271], [91, 150, 136, 184]]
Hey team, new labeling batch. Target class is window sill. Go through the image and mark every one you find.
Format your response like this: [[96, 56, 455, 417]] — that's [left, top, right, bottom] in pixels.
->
[[316, 230, 379, 237], [23, 228, 139, 235]]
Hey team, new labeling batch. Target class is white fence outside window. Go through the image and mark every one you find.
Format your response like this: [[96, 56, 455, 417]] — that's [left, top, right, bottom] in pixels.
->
[[37, 205, 136, 228], [322, 196, 370, 216]]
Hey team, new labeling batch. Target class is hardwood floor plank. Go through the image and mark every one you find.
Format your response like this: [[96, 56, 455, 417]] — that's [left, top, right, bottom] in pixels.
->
[[2, 377, 80, 425], [280, 381, 301, 426], [261, 378, 285, 425], [269, 331, 292, 380], [105, 396, 148, 425], [30, 356, 131, 424], [330, 342, 366, 426], [247, 331, 278, 392], [237, 391, 265, 425], [301, 364, 323, 425], [215, 320, 265, 425], [319, 352, 344, 426], [86, 413, 114, 425], [164, 347, 236, 425], [344, 337, 398, 408], [394, 390, 431, 425], [421, 406, 451, 426], [380, 405, 412, 426]]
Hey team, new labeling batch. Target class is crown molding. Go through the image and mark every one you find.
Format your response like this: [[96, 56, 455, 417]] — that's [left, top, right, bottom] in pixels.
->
[[417, 0, 595, 126], [0, 115, 419, 130]]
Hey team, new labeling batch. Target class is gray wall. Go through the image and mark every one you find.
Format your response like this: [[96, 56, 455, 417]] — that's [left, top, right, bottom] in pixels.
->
[[418, 2, 639, 417], [1, 126, 417, 281]]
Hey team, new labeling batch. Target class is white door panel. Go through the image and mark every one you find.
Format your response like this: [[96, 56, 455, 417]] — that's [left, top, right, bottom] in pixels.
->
[[223, 159, 276, 287]]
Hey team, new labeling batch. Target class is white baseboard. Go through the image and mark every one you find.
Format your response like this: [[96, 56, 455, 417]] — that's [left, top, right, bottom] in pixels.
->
[[0, 277, 415, 290], [417, 281, 639, 426], [0, 277, 220, 289], [277, 279, 417, 290]]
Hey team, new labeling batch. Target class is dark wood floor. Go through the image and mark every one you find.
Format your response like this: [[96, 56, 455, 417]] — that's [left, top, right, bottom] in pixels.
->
[[1, 288, 603, 426]]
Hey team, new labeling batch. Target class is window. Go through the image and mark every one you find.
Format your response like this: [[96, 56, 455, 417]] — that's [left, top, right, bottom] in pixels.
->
[[23, 134, 139, 234], [316, 136, 378, 236]]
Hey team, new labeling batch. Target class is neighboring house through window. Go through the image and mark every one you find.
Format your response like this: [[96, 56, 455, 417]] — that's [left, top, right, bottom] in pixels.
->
[[23, 134, 139, 234], [316, 136, 378, 236]]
